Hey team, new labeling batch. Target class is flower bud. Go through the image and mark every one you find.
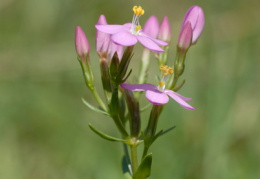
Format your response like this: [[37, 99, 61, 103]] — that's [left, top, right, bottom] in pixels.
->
[[181, 6, 205, 44], [96, 15, 111, 57], [178, 22, 192, 51], [158, 16, 171, 42], [143, 16, 159, 39], [75, 26, 90, 60]]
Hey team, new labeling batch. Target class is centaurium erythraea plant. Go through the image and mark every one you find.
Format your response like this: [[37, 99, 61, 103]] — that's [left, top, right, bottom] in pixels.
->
[[74, 4, 204, 179]]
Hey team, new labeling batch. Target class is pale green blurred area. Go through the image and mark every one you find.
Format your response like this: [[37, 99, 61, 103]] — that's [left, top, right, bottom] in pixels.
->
[[0, 0, 260, 178]]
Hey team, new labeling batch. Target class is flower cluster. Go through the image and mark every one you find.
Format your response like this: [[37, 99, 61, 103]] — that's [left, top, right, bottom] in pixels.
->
[[74, 4, 204, 178]]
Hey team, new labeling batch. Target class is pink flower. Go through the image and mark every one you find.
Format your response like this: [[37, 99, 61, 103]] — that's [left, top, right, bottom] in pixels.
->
[[181, 5, 205, 44], [75, 26, 90, 59], [121, 83, 195, 110], [121, 65, 195, 110], [95, 6, 168, 53]]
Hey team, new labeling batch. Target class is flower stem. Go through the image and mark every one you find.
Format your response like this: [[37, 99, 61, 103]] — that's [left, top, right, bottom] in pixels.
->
[[130, 139, 138, 174], [79, 60, 108, 112], [90, 88, 108, 112]]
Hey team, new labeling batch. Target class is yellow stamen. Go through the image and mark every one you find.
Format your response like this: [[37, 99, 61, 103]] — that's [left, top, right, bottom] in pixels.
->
[[158, 81, 165, 87], [159, 65, 173, 76], [132, 6, 145, 16], [135, 25, 141, 32]]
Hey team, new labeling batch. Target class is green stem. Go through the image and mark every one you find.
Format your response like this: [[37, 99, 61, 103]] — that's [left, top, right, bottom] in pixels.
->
[[79, 59, 108, 112], [130, 140, 138, 174], [90, 88, 108, 112]]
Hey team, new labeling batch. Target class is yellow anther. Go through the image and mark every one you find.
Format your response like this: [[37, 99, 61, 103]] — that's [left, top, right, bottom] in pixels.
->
[[132, 6, 144, 16], [160, 65, 167, 71], [158, 81, 165, 87], [168, 67, 173, 74], [135, 25, 141, 32], [164, 71, 168, 75], [159, 65, 173, 76]]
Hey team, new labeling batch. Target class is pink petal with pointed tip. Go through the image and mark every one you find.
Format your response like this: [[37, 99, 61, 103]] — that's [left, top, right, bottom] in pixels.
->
[[121, 83, 156, 91], [137, 35, 164, 53], [165, 90, 195, 110], [164, 90, 192, 101], [111, 31, 138, 46], [145, 90, 169, 105], [95, 24, 125, 34], [141, 33, 168, 46]]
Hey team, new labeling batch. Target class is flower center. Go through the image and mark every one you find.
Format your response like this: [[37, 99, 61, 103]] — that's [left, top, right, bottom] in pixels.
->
[[158, 65, 173, 92], [130, 6, 145, 35]]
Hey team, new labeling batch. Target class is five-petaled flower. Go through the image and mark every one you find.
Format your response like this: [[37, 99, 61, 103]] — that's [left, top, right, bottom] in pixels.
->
[[95, 6, 168, 53], [121, 65, 195, 110]]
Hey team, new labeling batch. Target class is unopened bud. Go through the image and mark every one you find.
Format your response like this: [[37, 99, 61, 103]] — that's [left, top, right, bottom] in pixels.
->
[[178, 22, 192, 51], [182, 6, 205, 44], [143, 16, 159, 39], [158, 16, 171, 42], [75, 26, 90, 60]]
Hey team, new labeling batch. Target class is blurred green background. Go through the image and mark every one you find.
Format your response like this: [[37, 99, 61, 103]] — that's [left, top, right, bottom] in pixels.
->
[[1, 0, 260, 178]]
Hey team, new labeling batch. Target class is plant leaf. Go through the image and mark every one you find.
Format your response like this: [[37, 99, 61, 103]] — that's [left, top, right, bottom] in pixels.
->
[[133, 153, 152, 179], [82, 98, 109, 116], [89, 123, 128, 143], [160, 126, 176, 136]]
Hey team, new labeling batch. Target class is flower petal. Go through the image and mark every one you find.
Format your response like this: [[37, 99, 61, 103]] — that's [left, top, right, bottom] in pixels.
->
[[145, 90, 169, 105], [164, 90, 192, 101], [120, 83, 156, 91], [111, 31, 138, 46], [95, 24, 126, 34], [137, 35, 164, 53], [141, 32, 168, 46], [123, 23, 132, 29], [165, 90, 195, 110]]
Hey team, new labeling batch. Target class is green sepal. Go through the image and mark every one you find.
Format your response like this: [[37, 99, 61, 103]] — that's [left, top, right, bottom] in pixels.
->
[[116, 46, 134, 84], [89, 123, 128, 143], [82, 98, 108, 116], [109, 52, 120, 82], [133, 153, 152, 179]]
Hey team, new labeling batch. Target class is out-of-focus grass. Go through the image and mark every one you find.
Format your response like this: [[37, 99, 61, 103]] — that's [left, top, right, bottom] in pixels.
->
[[0, 0, 260, 178]]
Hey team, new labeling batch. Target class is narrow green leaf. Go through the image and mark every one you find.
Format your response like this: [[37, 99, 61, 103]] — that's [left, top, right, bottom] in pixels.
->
[[89, 123, 128, 143], [160, 126, 176, 136], [82, 98, 109, 116], [133, 154, 152, 179]]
